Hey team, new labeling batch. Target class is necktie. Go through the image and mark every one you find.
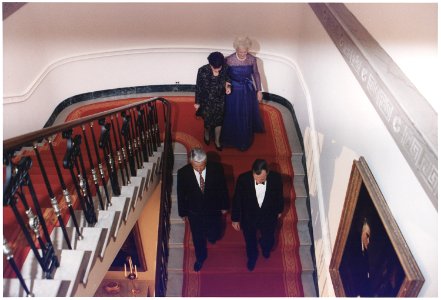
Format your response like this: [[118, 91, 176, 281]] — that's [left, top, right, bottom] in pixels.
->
[[199, 172, 205, 193]]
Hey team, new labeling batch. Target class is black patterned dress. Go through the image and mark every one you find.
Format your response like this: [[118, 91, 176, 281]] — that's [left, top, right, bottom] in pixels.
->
[[195, 64, 229, 128]]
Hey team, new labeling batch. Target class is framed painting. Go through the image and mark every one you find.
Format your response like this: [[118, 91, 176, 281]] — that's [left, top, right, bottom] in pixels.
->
[[109, 222, 147, 272], [329, 157, 424, 297]]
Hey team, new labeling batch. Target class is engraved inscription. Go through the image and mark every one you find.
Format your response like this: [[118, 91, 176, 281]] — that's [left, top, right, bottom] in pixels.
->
[[311, 3, 438, 208]]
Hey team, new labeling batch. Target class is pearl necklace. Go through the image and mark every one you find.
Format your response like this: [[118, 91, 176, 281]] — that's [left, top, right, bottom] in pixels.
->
[[235, 53, 247, 61]]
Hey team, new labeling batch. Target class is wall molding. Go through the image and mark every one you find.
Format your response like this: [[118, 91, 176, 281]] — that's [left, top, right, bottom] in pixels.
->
[[310, 3, 438, 209], [3, 47, 299, 105]]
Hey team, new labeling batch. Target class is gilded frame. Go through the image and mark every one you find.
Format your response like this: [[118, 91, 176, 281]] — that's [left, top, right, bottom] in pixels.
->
[[329, 157, 424, 297]]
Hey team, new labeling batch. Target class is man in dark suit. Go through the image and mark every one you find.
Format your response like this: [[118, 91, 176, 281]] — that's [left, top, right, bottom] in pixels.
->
[[232, 159, 284, 271], [177, 147, 229, 271]]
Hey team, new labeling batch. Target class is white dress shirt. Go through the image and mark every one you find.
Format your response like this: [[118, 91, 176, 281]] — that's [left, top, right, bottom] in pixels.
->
[[255, 181, 267, 207], [194, 168, 206, 186]]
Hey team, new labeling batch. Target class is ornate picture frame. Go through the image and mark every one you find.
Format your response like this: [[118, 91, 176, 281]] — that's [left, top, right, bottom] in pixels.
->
[[329, 157, 424, 297]]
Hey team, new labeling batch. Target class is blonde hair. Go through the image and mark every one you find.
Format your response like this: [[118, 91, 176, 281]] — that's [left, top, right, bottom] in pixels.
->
[[233, 36, 252, 50]]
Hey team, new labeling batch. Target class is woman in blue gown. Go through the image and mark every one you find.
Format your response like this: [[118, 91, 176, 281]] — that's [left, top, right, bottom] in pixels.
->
[[221, 37, 264, 151]]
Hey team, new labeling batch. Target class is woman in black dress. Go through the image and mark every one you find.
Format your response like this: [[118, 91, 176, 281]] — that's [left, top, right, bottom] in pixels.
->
[[195, 52, 231, 151]]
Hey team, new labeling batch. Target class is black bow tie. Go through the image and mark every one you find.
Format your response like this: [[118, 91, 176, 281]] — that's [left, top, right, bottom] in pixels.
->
[[256, 182, 266, 185]]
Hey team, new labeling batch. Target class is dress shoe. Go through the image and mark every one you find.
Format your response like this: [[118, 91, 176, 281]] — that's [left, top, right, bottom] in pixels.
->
[[247, 259, 256, 271], [204, 136, 210, 145], [215, 143, 223, 151], [194, 260, 204, 272]]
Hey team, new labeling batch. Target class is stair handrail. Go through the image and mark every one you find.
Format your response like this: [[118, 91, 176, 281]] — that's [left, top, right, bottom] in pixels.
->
[[3, 96, 173, 296], [4, 97, 169, 151]]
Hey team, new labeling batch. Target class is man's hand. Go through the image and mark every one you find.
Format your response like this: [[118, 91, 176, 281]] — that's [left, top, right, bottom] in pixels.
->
[[278, 213, 282, 219], [221, 210, 228, 214], [194, 104, 200, 110], [232, 222, 240, 231]]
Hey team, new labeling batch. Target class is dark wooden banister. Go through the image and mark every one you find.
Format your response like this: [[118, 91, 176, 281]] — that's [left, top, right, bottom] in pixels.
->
[[4, 97, 169, 151]]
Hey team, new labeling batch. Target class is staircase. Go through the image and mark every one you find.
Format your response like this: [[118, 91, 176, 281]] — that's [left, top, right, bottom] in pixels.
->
[[3, 146, 164, 297], [3, 97, 172, 297], [165, 101, 318, 296]]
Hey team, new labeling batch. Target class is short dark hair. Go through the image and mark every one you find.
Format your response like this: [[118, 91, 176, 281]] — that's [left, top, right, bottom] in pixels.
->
[[207, 51, 225, 68], [252, 159, 268, 175]]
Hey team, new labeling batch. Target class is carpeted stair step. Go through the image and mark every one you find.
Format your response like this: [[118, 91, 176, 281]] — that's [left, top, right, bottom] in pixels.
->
[[291, 153, 305, 175], [170, 195, 180, 221], [295, 196, 310, 222], [297, 219, 313, 246], [299, 244, 315, 274], [294, 180, 307, 198], [169, 220, 185, 247], [167, 245, 185, 271], [165, 270, 184, 297], [301, 273, 318, 297]]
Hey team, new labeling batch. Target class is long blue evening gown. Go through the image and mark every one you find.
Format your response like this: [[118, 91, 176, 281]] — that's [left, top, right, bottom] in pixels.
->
[[221, 53, 264, 151]]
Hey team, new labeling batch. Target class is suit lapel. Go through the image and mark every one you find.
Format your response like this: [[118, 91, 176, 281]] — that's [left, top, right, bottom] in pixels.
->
[[248, 173, 260, 208], [188, 164, 202, 191]]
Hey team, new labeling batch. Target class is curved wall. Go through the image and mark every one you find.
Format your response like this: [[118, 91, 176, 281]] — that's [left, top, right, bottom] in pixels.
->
[[3, 2, 438, 297], [3, 49, 300, 139]]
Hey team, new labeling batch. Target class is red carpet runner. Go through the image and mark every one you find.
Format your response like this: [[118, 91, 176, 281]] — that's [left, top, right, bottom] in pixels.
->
[[169, 96, 304, 297], [3, 96, 303, 296]]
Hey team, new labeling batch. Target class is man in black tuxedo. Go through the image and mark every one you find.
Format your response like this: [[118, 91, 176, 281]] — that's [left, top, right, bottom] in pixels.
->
[[177, 147, 229, 272], [232, 159, 283, 271]]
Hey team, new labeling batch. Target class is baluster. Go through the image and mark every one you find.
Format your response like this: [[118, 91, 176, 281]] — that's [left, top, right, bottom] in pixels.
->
[[33, 144, 72, 249], [48, 139, 83, 240], [4, 155, 45, 274], [25, 165, 60, 278], [98, 118, 120, 197], [141, 104, 154, 157], [74, 134, 98, 216], [151, 101, 161, 148], [129, 109, 142, 169], [63, 130, 97, 225], [121, 111, 137, 176], [89, 122, 112, 207], [110, 115, 126, 186], [81, 125, 105, 210], [136, 107, 149, 163], [5, 156, 59, 278], [3, 238, 34, 297], [116, 114, 131, 184], [131, 108, 144, 168], [147, 103, 158, 152]]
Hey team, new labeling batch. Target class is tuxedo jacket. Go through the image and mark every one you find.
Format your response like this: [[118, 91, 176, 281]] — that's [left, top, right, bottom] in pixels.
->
[[231, 170, 283, 228], [177, 162, 229, 217]]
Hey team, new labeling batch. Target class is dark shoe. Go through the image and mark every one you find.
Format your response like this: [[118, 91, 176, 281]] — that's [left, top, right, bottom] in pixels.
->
[[247, 259, 256, 271], [194, 260, 204, 272], [204, 136, 210, 145], [215, 143, 223, 151], [262, 251, 271, 259]]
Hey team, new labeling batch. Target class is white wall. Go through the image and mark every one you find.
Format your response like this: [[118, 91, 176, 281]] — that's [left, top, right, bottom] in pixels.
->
[[3, 2, 438, 297], [346, 3, 439, 110], [3, 2, 304, 139], [295, 4, 437, 297]]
